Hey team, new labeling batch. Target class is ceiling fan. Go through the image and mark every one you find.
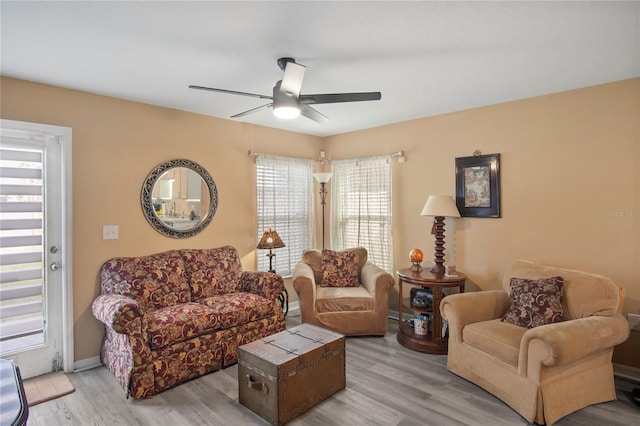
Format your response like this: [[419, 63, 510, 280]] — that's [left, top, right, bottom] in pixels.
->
[[189, 57, 382, 123]]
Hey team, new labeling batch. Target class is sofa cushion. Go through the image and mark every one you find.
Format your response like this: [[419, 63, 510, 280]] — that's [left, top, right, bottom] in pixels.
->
[[463, 319, 527, 366], [502, 260, 620, 320], [182, 246, 242, 300], [316, 286, 374, 313], [145, 302, 221, 350], [100, 250, 191, 313], [501, 276, 564, 329], [199, 292, 275, 329], [320, 249, 360, 287], [303, 247, 367, 284]]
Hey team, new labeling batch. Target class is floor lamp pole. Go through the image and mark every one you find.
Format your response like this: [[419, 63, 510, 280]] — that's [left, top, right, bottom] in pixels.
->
[[319, 182, 328, 249]]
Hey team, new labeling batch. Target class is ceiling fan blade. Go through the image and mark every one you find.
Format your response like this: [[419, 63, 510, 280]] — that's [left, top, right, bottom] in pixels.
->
[[189, 85, 272, 100], [230, 103, 273, 118], [301, 105, 329, 123], [300, 92, 381, 104], [279, 62, 306, 97]]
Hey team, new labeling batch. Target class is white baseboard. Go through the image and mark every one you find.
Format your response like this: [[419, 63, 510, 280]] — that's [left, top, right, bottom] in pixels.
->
[[614, 363, 640, 383], [387, 309, 413, 321], [287, 301, 300, 317], [74, 356, 101, 373]]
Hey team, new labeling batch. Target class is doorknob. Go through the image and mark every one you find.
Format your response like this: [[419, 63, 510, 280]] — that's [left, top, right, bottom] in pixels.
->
[[50, 262, 61, 271]]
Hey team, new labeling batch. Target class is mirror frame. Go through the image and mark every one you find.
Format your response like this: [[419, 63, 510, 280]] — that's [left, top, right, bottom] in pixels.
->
[[141, 159, 218, 238]]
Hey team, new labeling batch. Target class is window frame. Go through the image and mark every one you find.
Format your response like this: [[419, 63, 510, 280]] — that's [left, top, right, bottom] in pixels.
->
[[330, 155, 394, 273], [256, 154, 315, 277]]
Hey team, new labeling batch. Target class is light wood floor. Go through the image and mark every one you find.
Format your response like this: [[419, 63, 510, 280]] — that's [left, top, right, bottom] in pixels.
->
[[28, 315, 640, 425]]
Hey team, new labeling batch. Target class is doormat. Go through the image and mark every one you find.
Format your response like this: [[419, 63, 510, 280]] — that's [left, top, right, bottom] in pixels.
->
[[23, 372, 75, 406]]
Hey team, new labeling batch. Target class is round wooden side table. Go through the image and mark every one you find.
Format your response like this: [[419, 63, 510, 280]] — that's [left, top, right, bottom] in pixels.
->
[[396, 268, 466, 354]]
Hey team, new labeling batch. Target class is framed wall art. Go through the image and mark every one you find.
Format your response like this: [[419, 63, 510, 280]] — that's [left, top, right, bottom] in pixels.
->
[[455, 153, 501, 218]]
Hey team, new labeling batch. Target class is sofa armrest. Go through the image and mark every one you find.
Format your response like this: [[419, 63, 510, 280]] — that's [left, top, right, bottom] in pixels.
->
[[519, 313, 631, 379], [292, 262, 318, 321], [440, 290, 510, 344], [360, 262, 394, 299], [91, 294, 143, 334], [240, 271, 284, 301]]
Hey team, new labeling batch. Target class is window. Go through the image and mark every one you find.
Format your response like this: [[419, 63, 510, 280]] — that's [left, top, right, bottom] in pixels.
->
[[330, 155, 393, 273], [256, 155, 315, 276], [0, 145, 45, 344]]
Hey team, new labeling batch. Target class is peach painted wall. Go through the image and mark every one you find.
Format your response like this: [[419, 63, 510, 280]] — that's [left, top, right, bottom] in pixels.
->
[[325, 78, 640, 367], [2, 76, 638, 368], [1, 77, 321, 362]]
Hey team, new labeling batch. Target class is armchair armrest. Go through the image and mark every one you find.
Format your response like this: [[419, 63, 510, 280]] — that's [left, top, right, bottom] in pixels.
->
[[240, 271, 284, 301], [440, 290, 510, 344], [91, 294, 143, 334], [292, 262, 318, 322], [360, 262, 394, 299], [519, 313, 631, 378]]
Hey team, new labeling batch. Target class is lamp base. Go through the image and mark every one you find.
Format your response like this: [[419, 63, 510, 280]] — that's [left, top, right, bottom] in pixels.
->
[[431, 216, 446, 275], [266, 251, 275, 273], [430, 264, 445, 275]]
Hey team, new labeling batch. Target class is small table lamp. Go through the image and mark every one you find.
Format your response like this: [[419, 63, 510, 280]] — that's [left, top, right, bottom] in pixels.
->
[[421, 195, 461, 275], [257, 228, 286, 273]]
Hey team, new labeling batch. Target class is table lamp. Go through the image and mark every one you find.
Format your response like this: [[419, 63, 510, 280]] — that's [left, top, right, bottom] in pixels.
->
[[257, 228, 285, 273], [420, 195, 460, 275]]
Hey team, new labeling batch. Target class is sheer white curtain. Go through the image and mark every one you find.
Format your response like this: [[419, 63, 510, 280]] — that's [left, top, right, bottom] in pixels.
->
[[330, 155, 393, 273], [256, 154, 315, 276]]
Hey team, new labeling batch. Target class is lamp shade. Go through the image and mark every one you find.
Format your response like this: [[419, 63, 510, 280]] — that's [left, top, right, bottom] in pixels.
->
[[257, 229, 286, 249], [312, 172, 333, 184], [421, 195, 461, 218]]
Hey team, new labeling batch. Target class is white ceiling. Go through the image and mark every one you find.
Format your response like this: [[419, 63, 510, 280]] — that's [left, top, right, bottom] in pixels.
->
[[1, 1, 639, 137]]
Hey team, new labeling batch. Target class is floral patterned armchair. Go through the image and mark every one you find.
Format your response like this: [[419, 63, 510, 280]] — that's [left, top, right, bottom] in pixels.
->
[[92, 246, 285, 399]]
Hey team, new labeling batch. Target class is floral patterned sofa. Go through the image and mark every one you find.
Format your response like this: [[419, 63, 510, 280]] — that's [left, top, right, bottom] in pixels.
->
[[91, 246, 285, 399]]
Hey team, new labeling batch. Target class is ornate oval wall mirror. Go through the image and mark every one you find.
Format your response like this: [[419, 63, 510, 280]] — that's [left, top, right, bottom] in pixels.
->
[[141, 159, 218, 238]]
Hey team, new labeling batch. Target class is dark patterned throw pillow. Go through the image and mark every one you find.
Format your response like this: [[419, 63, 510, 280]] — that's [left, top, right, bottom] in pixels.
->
[[501, 276, 564, 328], [320, 249, 360, 287]]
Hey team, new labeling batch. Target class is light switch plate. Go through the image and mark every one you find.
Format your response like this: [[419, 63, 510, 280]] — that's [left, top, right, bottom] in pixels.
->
[[102, 225, 119, 240], [628, 313, 640, 331]]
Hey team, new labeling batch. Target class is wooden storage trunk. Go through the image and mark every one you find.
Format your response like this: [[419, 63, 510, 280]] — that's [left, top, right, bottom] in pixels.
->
[[238, 323, 346, 425]]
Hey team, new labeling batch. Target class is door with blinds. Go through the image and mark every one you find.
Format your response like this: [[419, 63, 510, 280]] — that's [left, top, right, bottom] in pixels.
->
[[0, 120, 72, 379]]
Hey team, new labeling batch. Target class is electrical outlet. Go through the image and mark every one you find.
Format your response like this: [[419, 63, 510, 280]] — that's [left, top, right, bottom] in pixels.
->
[[628, 313, 640, 331], [102, 225, 119, 240]]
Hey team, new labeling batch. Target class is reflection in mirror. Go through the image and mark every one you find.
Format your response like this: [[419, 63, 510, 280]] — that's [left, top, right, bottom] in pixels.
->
[[141, 159, 217, 238], [152, 168, 208, 230]]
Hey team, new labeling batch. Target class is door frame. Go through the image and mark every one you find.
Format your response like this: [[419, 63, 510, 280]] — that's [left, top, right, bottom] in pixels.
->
[[1, 119, 74, 373]]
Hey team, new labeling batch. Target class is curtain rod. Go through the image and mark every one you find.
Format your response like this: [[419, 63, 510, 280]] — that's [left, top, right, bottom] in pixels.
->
[[247, 150, 320, 161], [248, 150, 405, 162], [329, 150, 406, 163]]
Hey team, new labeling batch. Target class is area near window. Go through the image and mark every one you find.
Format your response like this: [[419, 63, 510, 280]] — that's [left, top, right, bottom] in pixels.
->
[[256, 155, 315, 277], [0, 146, 45, 351], [330, 155, 394, 273]]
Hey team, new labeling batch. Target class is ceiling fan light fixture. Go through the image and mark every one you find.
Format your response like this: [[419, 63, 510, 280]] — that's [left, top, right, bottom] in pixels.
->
[[273, 90, 301, 119], [273, 105, 300, 119]]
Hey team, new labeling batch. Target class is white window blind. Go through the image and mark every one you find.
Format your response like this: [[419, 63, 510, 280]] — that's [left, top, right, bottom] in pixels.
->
[[256, 155, 315, 276], [0, 146, 45, 341], [330, 155, 393, 273]]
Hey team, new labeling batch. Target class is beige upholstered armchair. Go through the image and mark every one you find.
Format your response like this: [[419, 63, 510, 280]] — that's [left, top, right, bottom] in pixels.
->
[[292, 247, 394, 336], [440, 260, 630, 426]]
